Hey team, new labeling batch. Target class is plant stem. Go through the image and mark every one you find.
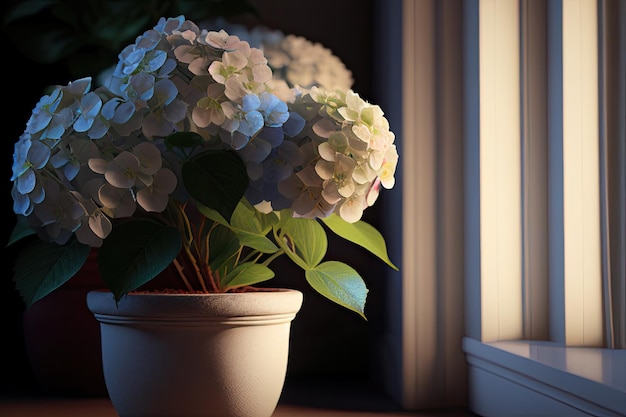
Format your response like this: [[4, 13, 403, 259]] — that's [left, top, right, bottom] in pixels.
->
[[172, 257, 193, 291]]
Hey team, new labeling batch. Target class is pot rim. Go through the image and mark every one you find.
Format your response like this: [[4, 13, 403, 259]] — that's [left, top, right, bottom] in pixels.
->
[[86, 288, 303, 318]]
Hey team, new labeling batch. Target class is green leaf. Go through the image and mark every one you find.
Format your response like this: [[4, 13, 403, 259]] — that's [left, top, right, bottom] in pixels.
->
[[98, 219, 182, 301], [13, 238, 91, 308], [196, 203, 228, 226], [322, 214, 398, 270], [7, 215, 35, 247], [221, 262, 274, 289], [279, 217, 327, 268], [257, 209, 277, 231], [230, 201, 272, 234], [234, 230, 279, 254], [182, 150, 248, 222], [197, 202, 279, 254], [208, 225, 240, 275], [305, 261, 368, 319], [230, 203, 278, 253]]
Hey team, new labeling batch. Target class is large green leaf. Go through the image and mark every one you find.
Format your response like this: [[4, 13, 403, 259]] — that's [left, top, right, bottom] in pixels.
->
[[305, 261, 368, 319], [279, 217, 327, 269], [182, 150, 248, 222], [13, 238, 90, 308], [321, 214, 398, 270], [221, 262, 274, 289], [98, 219, 182, 300]]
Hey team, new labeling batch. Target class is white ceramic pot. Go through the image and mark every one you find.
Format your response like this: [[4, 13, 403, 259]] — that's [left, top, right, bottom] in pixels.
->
[[87, 289, 303, 417]]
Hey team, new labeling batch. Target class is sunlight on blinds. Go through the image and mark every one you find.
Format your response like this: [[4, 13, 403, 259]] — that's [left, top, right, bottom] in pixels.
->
[[562, 0, 603, 346], [479, 0, 523, 341]]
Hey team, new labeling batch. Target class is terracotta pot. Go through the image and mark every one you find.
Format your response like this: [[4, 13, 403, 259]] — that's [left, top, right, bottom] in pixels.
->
[[87, 289, 303, 417]]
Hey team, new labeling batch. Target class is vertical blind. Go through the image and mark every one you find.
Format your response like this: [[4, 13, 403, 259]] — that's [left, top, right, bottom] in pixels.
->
[[389, 0, 625, 409]]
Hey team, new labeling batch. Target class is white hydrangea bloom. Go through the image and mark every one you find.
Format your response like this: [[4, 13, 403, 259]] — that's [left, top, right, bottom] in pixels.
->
[[200, 18, 354, 102]]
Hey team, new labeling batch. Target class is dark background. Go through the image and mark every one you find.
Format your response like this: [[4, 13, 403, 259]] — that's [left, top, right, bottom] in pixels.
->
[[1, 0, 392, 402]]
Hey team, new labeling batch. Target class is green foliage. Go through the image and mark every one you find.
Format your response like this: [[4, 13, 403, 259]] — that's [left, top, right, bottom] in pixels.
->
[[321, 214, 399, 270], [228, 203, 279, 254], [13, 238, 90, 307], [182, 150, 249, 222], [10, 206, 392, 316], [276, 216, 328, 269], [6, 9, 399, 320], [6, 215, 35, 247], [206, 225, 242, 277], [9, 140, 396, 318], [221, 262, 274, 289], [98, 219, 182, 301], [305, 261, 368, 318]]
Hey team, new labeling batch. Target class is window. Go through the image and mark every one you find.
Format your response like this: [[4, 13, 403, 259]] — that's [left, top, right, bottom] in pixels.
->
[[376, 0, 626, 414]]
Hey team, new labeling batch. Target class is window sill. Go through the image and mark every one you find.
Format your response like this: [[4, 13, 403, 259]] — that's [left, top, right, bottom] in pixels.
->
[[462, 337, 626, 417]]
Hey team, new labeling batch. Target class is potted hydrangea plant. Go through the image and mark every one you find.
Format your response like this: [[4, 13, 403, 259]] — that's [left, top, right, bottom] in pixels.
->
[[8, 15, 399, 417]]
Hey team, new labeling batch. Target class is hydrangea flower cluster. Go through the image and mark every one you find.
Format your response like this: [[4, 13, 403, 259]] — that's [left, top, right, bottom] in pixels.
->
[[200, 18, 354, 102], [9, 15, 398, 318], [12, 16, 292, 245], [265, 87, 398, 223]]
